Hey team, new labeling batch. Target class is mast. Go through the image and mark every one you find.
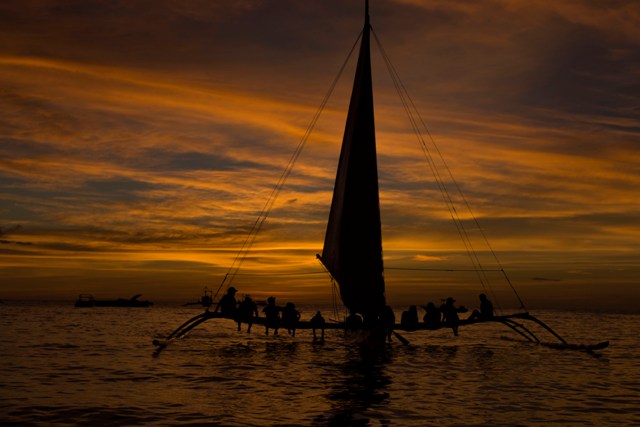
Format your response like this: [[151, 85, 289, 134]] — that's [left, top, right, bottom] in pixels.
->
[[320, 0, 386, 321]]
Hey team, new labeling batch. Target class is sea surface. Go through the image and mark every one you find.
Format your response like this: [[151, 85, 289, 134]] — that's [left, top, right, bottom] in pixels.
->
[[1, 302, 639, 426]]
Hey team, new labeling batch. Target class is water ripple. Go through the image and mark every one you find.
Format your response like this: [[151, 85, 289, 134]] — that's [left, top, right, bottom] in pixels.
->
[[1, 304, 638, 426]]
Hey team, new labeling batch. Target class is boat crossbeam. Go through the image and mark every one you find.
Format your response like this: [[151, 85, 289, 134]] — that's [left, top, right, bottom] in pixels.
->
[[153, 310, 607, 354]]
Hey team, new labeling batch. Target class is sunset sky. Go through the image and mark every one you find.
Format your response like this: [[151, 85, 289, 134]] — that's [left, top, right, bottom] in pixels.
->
[[1, 0, 638, 311]]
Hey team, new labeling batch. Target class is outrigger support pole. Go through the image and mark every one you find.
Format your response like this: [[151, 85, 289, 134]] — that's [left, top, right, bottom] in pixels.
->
[[490, 313, 568, 344], [514, 312, 568, 345], [166, 312, 208, 340], [152, 311, 215, 356], [498, 318, 540, 343]]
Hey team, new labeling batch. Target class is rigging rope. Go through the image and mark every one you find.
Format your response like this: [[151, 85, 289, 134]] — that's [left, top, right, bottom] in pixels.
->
[[371, 28, 527, 313], [211, 31, 364, 306], [213, 25, 528, 315]]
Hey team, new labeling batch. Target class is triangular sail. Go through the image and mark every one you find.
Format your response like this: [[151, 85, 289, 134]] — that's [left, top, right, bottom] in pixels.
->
[[320, 3, 386, 320]]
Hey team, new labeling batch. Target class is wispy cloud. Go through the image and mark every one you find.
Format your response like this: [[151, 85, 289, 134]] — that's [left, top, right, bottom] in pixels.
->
[[0, 0, 638, 306]]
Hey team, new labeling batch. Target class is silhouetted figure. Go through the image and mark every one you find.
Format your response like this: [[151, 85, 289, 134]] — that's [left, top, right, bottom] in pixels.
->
[[262, 296, 282, 336], [382, 305, 396, 342], [282, 302, 301, 336], [236, 295, 259, 332], [441, 297, 461, 336], [422, 301, 441, 329], [219, 287, 238, 317], [310, 311, 326, 341], [345, 312, 363, 332], [400, 305, 419, 331], [200, 287, 213, 308], [468, 293, 494, 321]]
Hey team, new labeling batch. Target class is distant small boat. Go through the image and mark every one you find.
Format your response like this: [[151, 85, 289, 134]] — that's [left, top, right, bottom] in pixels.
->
[[182, 287, 214, 308], [74, 294, 153, 308]]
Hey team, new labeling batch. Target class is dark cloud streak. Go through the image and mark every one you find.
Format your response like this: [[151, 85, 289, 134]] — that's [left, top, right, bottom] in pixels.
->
[[0, 0, 638, 304]]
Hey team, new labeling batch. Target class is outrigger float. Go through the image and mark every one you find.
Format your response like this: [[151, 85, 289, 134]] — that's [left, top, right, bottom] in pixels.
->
[[153, 1, 608, 355]]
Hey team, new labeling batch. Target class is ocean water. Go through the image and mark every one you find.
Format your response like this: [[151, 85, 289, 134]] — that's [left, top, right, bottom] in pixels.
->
[[1, 302, 639, 426]]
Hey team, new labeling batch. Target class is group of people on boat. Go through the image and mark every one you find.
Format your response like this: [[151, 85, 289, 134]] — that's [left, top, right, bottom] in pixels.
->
[[264, 297, 304, 337], [399, 294, 495, 336], [219, 287, 260, 333], [217, 286, 494, 341], [216, 287, 327, 340]]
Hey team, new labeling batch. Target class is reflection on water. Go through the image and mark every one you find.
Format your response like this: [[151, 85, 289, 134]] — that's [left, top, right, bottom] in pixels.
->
[[1, 303, 639, 426], [318, 345, 392, 426]]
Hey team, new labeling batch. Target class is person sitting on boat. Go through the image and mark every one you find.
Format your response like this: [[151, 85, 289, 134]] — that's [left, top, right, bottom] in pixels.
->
[[219, 287, 238, 317], [422, 302, 441, 329], [345, 311, 363, 332], [468, 293, 494, 321], [400, 305, 419, 331], [310, 311, 326, 341], [382, 305, 396, 342], [236, 295, 259, 333], [262, 296, 282, 336], [441, 297, 461, 336], [281, 302, 301, 337]]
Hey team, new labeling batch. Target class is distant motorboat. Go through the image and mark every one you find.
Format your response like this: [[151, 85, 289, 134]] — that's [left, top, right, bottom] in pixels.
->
[[74, 294, 153, 308]]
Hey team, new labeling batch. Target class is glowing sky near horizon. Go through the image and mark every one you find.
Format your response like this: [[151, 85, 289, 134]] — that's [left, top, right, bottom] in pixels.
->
[[1, 0, 639, 310]]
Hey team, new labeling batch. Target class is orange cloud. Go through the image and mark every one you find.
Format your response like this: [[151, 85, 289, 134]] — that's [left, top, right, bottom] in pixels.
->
[[1, 2, 638, 308]]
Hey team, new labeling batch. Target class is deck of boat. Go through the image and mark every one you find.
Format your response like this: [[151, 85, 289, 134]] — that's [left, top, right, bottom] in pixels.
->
[[197, 311, 528, 331]]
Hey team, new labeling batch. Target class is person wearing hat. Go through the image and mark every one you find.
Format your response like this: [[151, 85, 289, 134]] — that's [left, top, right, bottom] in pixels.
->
[[441, 297, 460, 336], [219, 286, 238, 317]]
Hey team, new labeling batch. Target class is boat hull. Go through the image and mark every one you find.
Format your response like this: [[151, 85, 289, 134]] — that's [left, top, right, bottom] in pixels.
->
[[74, 294, 153, 308]]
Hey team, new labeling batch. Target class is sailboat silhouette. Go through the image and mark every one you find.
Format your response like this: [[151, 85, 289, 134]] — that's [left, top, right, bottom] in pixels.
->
[[153, 1, 608, 353]]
